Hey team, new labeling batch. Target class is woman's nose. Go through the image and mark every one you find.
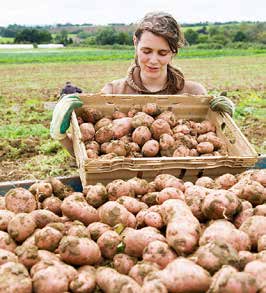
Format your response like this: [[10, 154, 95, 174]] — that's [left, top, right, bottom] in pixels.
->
[[149, 52, 159, 64]]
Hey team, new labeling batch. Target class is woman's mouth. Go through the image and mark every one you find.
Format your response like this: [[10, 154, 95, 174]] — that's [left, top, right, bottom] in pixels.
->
[[145, 65, 159, 72]]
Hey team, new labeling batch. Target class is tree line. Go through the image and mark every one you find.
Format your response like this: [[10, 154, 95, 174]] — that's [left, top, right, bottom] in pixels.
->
[[0, 22, 265, 48]]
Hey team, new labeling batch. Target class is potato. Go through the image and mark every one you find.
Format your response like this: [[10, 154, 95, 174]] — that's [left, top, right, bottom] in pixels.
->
[[154, 174, 185, 192], [80, 122, 95, 142], [132, 126, 152, 146], [15, 244, 39, 269], [215, 173, 237, 189], [95, 125, 114, 143], [87, 222, 111, 241], [129, 261, 160, 285], [131, 112, 154, 128], [234, 207, 254, 228], [0, 262, 32, 293], [191, 241, 239, 274], [94, 117, 112, 131], [244, 260, 266, 291], [112, 117, 132, 139], [142, 139, 160, 157], [254, 204, 266, 216], [98, 201, 136, 228], [172, 145, 190, 157], [144, 211, 164, 229], [230, 178, 266, 206], [29, 181, 53, 201], [138, 192, 157, 207], [96, 267, 141, 293], [157, 110, 177, 128], [61, 193, 99, 225], [200, 219, 251, 252], [8, 213, 36, 242], [143, 240, 176, 269], [44, 176, 72, 200], [0, 209, 15, 231], [202, 189, 241, 220], [65, 221, 89, 238], [117, 196, 147, 214], [32, 264, 70, 293], [59, 235, 101, 266], [70, 265, 96, 293], [142, 103, 161, 116], [156, 257, 211, 293], [30, 209, 62, 228], [161, 199, 201, 255], [195, 176, 216, 188], [150, 119, 172, 140], [122, 227, 166, 257], [258, 234, 266, 251], [239, 215, 266, 249], [37, 250, 61, 262], [238, 251, 257, 270], [127, 177, 149, 196], [184, 185, 208, 221], [197, 141, 214, 154], [84, 183, 108, 208], [128, 104, 142, 117], [250, 169, 266, 187], [0, 248, 18, 265], [106, 140, 128, 156], [5, 187, 37, 213], [142, 277, 168, 293], [113, 253, 138, 275], [86, 149, 98, 158], [97, 230, 122, 259], [209, 265, 257, 293], [107, 179, 134, 200], [35, 226, 63, 251], [112, 110, 127, 119], [157, 187, 185, 204], [42, 196, 62, 216], [0, 197, 5, 209]]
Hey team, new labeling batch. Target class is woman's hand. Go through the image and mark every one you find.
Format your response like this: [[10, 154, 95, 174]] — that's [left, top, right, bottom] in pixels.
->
[[50, 94, 83, 140], [210, 95, 235, 117]]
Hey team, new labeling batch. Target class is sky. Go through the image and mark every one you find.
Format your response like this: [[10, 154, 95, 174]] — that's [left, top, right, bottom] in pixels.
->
[[0, 0, 265, 27]]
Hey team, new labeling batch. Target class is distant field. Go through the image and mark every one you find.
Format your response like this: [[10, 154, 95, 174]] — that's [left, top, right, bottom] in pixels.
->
[[0, 47, 266, 64], [0, 50, 265, 181], [0, 37, 14, 43]]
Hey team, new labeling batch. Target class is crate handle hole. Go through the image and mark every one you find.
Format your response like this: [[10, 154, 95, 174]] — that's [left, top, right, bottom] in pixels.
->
[[178, 169, 186, 179]]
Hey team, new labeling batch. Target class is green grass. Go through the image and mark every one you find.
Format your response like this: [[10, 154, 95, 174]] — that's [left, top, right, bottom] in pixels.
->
[[0, 47, 265, 64], [0, 37, 14, 43]]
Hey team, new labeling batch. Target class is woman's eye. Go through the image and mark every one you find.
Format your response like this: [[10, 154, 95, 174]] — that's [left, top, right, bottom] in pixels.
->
[[159, 51, 168, 56], [142, 50, 151, 54]]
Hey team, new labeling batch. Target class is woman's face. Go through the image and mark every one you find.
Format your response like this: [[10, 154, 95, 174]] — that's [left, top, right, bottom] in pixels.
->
[[134, 30, 174, 80]]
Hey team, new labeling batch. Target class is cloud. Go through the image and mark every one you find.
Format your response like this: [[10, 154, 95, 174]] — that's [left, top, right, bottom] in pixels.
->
[[0, 0, 265, 26]]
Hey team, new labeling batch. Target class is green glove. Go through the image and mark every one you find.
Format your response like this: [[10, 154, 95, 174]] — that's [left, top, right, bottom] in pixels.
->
[[50, 94, 83, 140], [210, 96, 235, 117]]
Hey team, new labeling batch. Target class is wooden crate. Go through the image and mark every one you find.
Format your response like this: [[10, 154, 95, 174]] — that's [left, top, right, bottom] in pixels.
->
[[71, 94, 258, 187]]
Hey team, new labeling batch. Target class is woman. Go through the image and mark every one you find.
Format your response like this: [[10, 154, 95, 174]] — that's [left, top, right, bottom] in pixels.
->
[[51, 12, 234, 154]]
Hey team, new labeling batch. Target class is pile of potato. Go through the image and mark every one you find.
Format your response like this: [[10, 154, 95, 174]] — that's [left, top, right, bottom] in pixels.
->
[[75, 103, 228, 159], [0, 169, 265, 292]]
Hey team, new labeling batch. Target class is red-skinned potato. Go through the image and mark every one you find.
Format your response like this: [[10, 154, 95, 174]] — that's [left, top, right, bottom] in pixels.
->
[[131, 112, 154, 128], [112, 117, 132, 139], [42, 196, 62, 215], [69, 265, 96, 293], [157, 110, 177, 128], [113, 253, 138, 275], [95, 125, 114, 144], [35, 226, 63, 252], [5, 187, 37, 213], [80, 122, 95, 142], [7, 213, 36, 242], [96, 267, 141, 293], [129, 261, 160, 285], [151, 119, 172, 140], [0, 262, 32, 293], [142, 139, 160, 157], [132, 126, 152, 146], [87, 222, 111, 241], [143, 240, 177, 269], [0, 248, 18, 265], [84, 183, 108, 208], [97, 230, 122, 259], [29, 181, 53, 202], [59, 235, 101, 266], [0, 210, 15, 231], [156, 187, 185, 204], [15, 244, 39, 269], [142, 103, 161, 116]]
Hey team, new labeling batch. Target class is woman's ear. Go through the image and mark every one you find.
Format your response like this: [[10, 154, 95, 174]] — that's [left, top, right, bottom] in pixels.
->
[[133, 36, 138, 47]]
